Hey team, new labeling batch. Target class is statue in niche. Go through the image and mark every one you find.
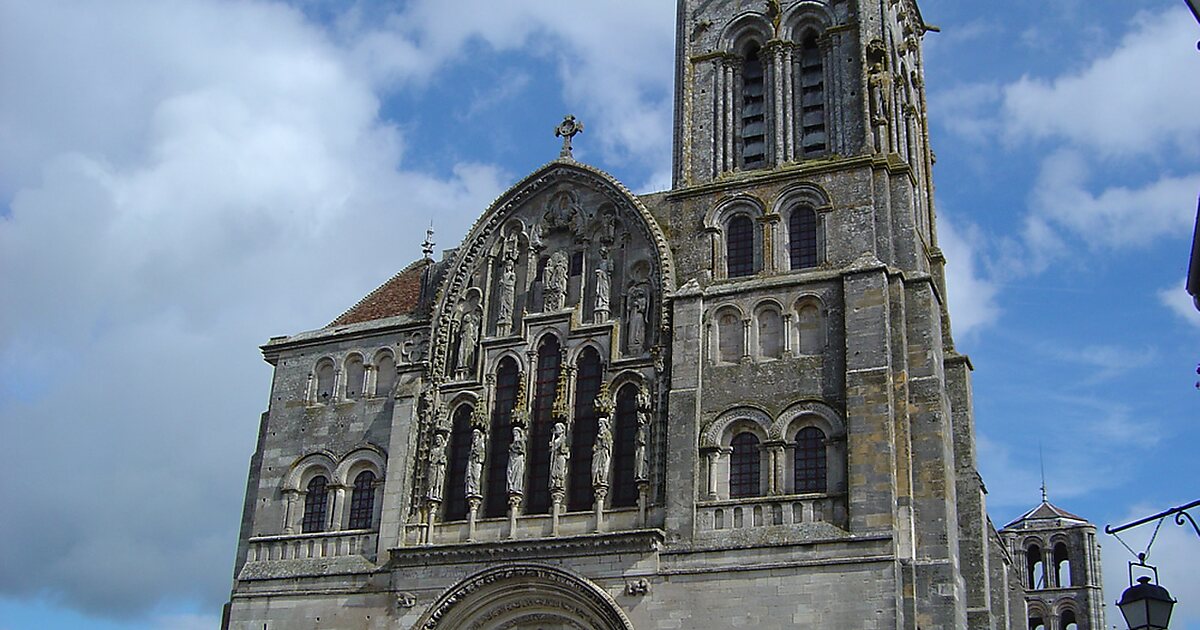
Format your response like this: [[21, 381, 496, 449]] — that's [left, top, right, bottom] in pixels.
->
[[592, 417, 613, 488], [427, 432, 448, 502], [507, 425, 526, 496], [549, 421, 570, 491], [626, 283, 649, 355], [457, 307, 481, 374], [593, 247, 611, 322], [497, 259, 517, 332], [541, 189, 584, 237], [503, 230, 521, 262], [544, 250, 569, 311], [635, 385, 652, 481], [465, 428, 485, 497]]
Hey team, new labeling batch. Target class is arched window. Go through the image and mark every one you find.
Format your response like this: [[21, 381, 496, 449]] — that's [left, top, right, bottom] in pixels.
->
[[1061, 610, 1078, 630], [788, 206, 818, 270], [302, 475, 329, 533], [347, 470, 377, 530], [794, 427, 827, 493], [729, 432, 761, 498], [1027, 544, 1046, 590], [797, 302, 825, 355], [611, 384, 640, 508], [315, 359, 335, 403], [1054, 543, 1071, 587], [344, 355, 365, 399], [740, 43, 767, 169], [444, 405, 474, 521], [484, 358, 520, 518], [757, 308, 783, 359], [527, 336, 561, 514], [1029, 617, 1046, 630], [726, 214, 755, 278], [798, 34, 826, 157], [568, 349, 603, 511], [718, 309, 744, 363], [374, 351, 396, 398]]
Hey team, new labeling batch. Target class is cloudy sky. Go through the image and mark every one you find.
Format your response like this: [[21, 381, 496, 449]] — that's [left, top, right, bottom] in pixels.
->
[[1, 0, 1198, 628]]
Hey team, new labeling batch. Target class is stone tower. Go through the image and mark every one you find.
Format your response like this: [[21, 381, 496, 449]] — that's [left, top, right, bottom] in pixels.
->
[[1000, 501, 1107, 630], [223, 2, 1070, 629]]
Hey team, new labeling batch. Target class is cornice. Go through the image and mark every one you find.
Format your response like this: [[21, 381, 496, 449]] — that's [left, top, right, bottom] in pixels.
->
[[386, 529, 665, 568]]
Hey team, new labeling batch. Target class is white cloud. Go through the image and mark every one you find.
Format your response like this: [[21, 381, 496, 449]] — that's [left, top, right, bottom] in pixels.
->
[[1159, 285, 1200, 329], [939, 214, 1001, 337], [0, 0, 506, 619], [1002, 8, 1200, 159]]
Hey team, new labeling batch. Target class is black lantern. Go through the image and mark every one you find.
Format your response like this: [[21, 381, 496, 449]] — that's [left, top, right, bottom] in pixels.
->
[[1188, 0, 1200, 23], [1118, 575, 1176, 630]]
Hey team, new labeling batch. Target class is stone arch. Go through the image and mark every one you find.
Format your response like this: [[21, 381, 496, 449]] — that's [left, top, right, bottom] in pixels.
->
[[334, 445, 386, 487], [416, 563, 635, 630], [770, 400, 844, 442], [485, 348, 528, 376], [567, 339, 607, 365], [752, 300, 785, 360], [719, 12, 773, 53], [343, 352, 366, 399], [283, 452, 337, 492], [793, 294, 827, 355], [711, 304, 746, 364], [781, 1, 834, 43], [701, 406, 772, 450], [372, 348, 397, 398]]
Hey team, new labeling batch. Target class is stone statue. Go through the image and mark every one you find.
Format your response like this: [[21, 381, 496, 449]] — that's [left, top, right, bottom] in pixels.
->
[[634, 421, 649, 482], [544, 250, 569, 311], [549, 421, 570, 491], [594, 247, 611, 322], [627, 283, 649, 354], [592, 417, 612, 487], [427, 433, 448, 502], [497, 259, 517, 329], [507, 425, 526, 495], [503, 231, 520, 262], [465, 428, 485, 497], [457, 307, 480, 373]]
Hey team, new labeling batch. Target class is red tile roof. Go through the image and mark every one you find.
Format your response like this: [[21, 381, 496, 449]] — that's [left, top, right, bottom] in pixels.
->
[[329, 260, 429, 326]]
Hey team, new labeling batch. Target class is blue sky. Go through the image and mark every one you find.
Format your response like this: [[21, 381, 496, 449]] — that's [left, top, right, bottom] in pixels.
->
[[1, 0, 1198, 628]]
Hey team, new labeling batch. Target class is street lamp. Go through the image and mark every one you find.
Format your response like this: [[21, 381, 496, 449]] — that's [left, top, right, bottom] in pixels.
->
[[1117, 569, 1176, 630]]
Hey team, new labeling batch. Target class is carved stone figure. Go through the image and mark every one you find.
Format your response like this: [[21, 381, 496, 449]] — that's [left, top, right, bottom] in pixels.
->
[[544, 250, 569, 311], [497, 259, 517, 330], [427, 433, 448, 502], [457, 308, 481, 373], [593, 248, 611, 322], [549, 421, 570, 491], [627, 283, 649, 354], [503, 230, 520, 262], [634, 420, 649, 482], [592, 417, 612, 487], [466, 429, 485, 497], [507, 425, 526, 495]]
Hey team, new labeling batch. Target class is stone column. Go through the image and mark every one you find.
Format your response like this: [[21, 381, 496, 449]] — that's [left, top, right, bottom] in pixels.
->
[[768, 442, 787, 495], [329, 484, 348, 531], [724, 60, 736, 172], [702, 448, 719, 500], [781, 43, 795, 161], [740, 318, 752, 362], [771, 43, 786, 166], [782, 313, 794, 356], [283, 490, 299, 534]]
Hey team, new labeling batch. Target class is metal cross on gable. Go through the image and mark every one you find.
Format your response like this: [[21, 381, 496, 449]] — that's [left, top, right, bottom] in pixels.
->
[[555, 114, 584, 159]]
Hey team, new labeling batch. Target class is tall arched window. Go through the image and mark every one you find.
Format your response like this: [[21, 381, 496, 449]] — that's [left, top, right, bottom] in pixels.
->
[[726, 214, 755, 278], [444, 405, 474, 521], [794, 427, 827, 493], [347, 470, 376, 530], [302, 475, 329, 533], [344, 355, 365, 399], [527, 336, 561, 514], [788, 206, 818, 270], [718, 309, 744, 363], [374, 351, 396, 398], [741, 43, 767, 169], [315, 359, 335, 403], [729, 432, 761, 498], [611, 384, 640, 508], [1061, 610, 1078, 630], [484, 358, 520, 518], [757, 308, 783, 359], [798, 34, 826, 157], [568, 349, 603, 511], [1029, 617, 1046, 630], [1027, 544, 1046, 590], [1053, 543, 1071, 587]]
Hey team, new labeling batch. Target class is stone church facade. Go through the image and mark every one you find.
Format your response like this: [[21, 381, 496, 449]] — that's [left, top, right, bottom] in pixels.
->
[[223, 1, 1104, 628]]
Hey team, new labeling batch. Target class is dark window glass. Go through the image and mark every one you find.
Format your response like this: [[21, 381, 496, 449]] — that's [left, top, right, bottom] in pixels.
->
[[611, 384, 640, 508], [443, 406, 474, 521], [789, 207, 818, 270], [794, 427, 827, 493], [347, 471, 376, 530], [741, 44, 767, 169], [484, 358, 519, 517], [536, 256, 548, 281], [727, 214, 755, 278], [570, 251, 584, 276], [526, 336, 561, 514], [568, 349, 603, 511], [799, 35, 826, 156], [729, 432, 761, 498], [302, 475, 329, 533]]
